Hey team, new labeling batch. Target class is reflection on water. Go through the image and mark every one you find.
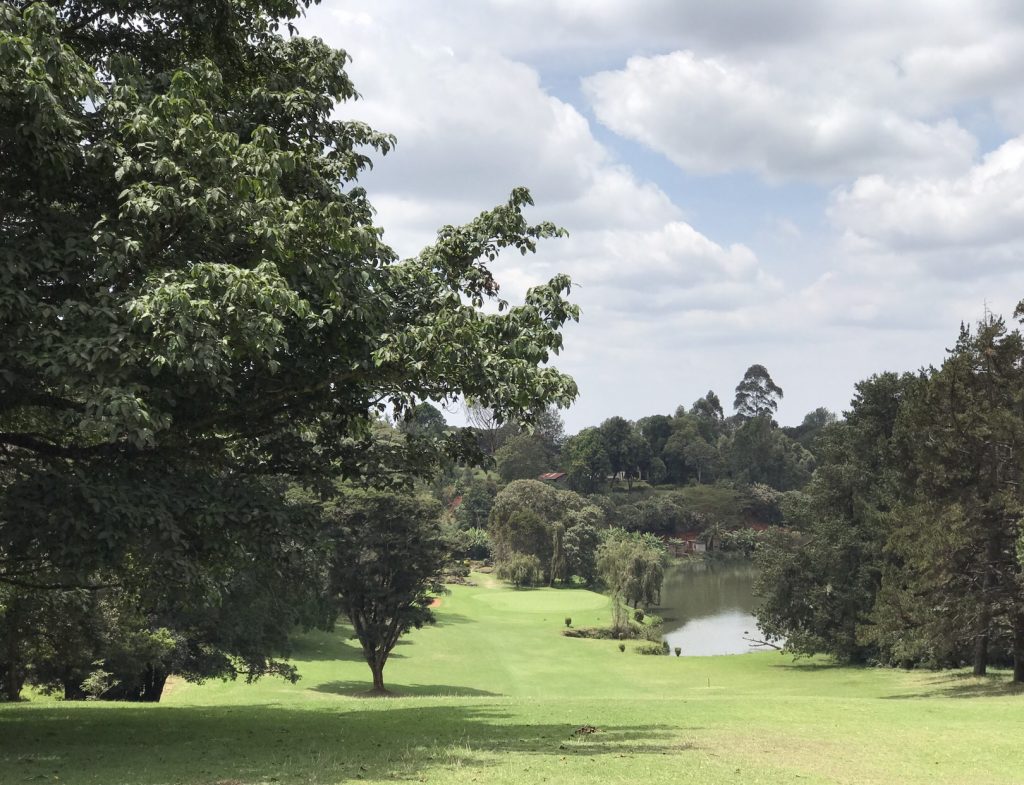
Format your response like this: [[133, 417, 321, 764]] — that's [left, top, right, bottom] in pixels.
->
[[655, 560, 762, 656]]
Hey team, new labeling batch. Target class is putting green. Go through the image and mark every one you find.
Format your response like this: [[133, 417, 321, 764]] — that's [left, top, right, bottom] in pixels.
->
[[470, 587, 608, 613]]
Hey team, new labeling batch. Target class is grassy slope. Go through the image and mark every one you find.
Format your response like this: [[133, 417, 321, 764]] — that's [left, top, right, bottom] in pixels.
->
[[2, 574, 1022, 785]]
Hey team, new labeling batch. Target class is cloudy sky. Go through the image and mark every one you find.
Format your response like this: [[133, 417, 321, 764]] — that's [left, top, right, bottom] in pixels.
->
[[300, 1, 1024, 433]]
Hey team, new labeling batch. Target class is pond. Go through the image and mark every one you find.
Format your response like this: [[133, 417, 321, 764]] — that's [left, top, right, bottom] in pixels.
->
[[654, 560, 767, 656]]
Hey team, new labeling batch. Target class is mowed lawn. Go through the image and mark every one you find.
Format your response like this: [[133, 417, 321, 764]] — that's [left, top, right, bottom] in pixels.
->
[[2, 573, 1023, 785]]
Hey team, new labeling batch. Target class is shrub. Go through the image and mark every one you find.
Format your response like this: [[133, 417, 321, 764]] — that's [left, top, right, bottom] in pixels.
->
[[496, 552, 542, 587], [446, 526, 492, 560], [564, 617, 572, 628], [674, 646, 681, 657], [618, 643, 626, 652], [633, 609, 645, 623], [635, 641, 666, 655]]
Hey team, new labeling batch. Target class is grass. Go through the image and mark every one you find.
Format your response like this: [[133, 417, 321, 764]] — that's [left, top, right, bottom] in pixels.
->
[[2, 572, 1023, 784]]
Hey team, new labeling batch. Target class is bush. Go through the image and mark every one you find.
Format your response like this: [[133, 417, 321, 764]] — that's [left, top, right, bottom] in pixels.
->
[[496, 552, 543, 588], [446, 526, 492, 560], [633, 609, 645, 622], [674, 646, 681, 656], [564, 617, 572, 628], [634, 641, 667, 655], [618, 643, 626, 652]]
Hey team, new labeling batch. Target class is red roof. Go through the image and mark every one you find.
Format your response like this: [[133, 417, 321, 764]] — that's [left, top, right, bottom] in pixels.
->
[[538, 472, 566, 480]]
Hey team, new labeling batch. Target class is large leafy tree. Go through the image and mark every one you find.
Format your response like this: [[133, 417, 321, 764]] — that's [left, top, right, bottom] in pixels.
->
[[0, 1, 577, 585], [0, 0, 578, 699]]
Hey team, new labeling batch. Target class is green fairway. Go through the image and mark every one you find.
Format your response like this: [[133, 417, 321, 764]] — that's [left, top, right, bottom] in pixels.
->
[[2, 573, 1022, 785]]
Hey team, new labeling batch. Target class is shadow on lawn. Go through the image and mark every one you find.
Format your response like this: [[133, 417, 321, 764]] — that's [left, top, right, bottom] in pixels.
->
[[310, 680, 502, 698], [882, 671, 1024, 699], [0, 703, 686, 785], [292, 616, 473, 663]]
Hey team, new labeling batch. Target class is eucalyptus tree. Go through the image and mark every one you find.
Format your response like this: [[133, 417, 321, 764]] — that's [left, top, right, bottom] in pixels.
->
[[734, 365, 784, 419]]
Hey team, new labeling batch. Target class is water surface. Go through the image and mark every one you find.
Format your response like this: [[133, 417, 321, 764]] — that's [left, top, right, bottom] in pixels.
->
[[655, 560, 764, 656]]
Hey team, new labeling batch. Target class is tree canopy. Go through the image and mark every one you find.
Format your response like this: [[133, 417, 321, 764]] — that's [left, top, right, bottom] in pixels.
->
[[0, 0, 578, 587], [734, 364, 783, 419], [0, 0, 579, 701]]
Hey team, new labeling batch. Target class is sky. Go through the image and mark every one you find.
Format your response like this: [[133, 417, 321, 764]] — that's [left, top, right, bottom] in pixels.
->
[[298, 1, 1024, 433]]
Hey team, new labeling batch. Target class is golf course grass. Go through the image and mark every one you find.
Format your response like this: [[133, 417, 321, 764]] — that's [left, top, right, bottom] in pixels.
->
[[2, 572, 1022, 784]]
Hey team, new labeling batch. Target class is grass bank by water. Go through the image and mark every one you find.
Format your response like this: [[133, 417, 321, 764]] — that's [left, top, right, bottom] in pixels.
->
[[2, 572, 1022, 784]]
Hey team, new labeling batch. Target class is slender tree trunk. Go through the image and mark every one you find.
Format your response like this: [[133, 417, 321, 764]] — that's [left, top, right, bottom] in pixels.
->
[[1013, 611, 1024, 684], [4, 625, 23, 702], [4, 661, 23, 702], [974, 535, 1000, 676], [972, 628, 989, 676]]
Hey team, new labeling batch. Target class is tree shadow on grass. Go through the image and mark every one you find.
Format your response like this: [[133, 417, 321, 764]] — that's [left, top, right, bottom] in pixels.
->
[[425, 611, 474, 627], [882, 671, 1024, 699], [310, 680, 503, 698], [771, 658, 850, 672], [0, 702, 687, 785]]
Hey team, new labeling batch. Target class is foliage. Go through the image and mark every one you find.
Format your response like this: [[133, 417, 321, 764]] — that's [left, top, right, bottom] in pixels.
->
[[494, 433, 552, 482], [444, 526, 491, 561], [0, 0, 577, 637], [562, 427, 611, 493], [733, 364, 784, 419], [488, 480, 602, 583], [324, 488, 448, 692], [754, 373, 913, 662], [871, 317, 1024, 676], [723, 416, 815, 490], [496, 553, 543, 588], [453, 473, 498, 530], [397, 403, 449, 440], [597, 530, 668, 630]]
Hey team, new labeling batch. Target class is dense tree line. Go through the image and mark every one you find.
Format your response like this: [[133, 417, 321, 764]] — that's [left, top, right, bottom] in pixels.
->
[[756, 313, 1024, 681]]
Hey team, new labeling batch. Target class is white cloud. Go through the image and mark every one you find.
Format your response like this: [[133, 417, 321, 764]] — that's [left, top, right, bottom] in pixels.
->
[[297, 1, 1024, 430], [583, 51, 976, 183], [831, 136, 1024, 258]]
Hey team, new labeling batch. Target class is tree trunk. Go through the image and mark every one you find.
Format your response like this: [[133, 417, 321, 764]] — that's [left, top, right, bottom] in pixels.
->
[[974, 536, 1000, 677], [3, 625, 23, 702], [3, 661, 23, 702], [139, 664, 167, 702], [369, 658, 386, 693], [1013, 611, 1024, 684], [63, 679, 87, 701], [972, 630, 989, 676]]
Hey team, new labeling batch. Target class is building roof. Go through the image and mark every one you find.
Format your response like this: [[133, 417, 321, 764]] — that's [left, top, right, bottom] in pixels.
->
[[538, 472, 566, 481]]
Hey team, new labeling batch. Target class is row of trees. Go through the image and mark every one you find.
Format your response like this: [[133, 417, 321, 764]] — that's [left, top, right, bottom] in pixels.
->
[[755, 313, 1024, 681], [547, 367, 826, 494]]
